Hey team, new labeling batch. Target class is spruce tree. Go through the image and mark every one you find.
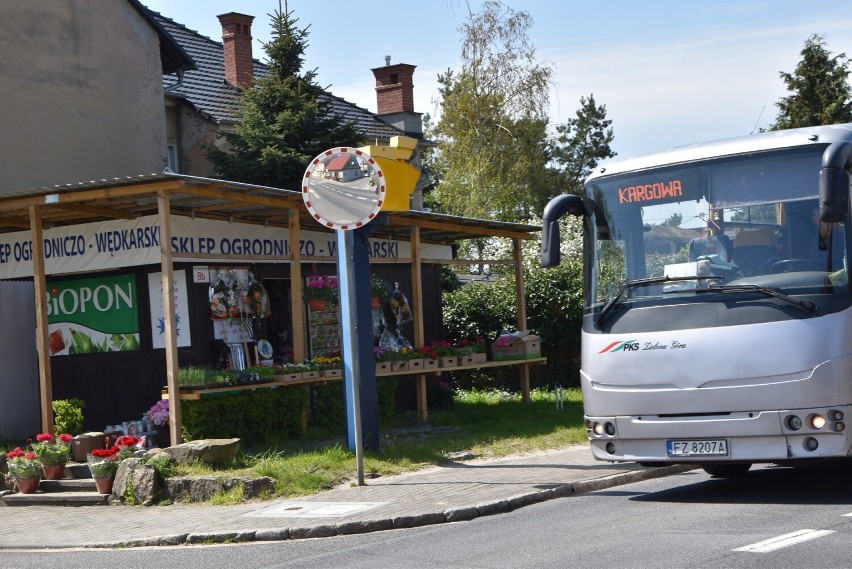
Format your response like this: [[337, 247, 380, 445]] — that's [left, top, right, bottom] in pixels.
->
[[772, 34, 852, 130], [205, 2, 362, 189]]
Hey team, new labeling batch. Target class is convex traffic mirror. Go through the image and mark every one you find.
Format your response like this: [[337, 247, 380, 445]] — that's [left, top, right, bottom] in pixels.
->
[[302, 148, 385, 230]]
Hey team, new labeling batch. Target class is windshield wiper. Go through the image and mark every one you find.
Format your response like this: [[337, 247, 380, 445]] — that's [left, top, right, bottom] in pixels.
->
[[596, 275, 719, 326], [702, 283, 817, 313]]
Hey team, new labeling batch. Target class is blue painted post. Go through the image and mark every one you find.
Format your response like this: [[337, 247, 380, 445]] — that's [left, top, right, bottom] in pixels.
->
[[337, 225, 380, 453]]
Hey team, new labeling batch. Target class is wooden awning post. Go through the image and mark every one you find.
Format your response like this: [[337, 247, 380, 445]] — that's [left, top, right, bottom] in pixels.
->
[[513, 238, 531, 403], [409, 226, 428, 422], [29, 205, 54, 434], [289, 210, 306, 363], [157, 192, 182, 445]]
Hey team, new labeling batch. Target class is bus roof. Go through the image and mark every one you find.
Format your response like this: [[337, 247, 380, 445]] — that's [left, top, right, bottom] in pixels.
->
[[587, 123, 852, 183]]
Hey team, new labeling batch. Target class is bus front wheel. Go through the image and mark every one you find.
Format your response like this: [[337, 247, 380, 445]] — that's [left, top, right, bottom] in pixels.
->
[[702, 463, 752, 477]]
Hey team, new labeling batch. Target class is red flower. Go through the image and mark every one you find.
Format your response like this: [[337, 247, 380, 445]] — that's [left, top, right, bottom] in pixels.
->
[[59, 433, 72, 444], [36, 433, 52, 442], [91, 446, 119, 458], [116, 436, 141, 447], [24, 452, 36, 461], [6, 447, 24, 459]]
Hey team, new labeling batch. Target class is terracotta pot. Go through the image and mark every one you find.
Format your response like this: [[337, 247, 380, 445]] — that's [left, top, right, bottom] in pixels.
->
[[93, 477, 114, 495], [41, 464, 65, 480], [370, 297, 381, 309], [15, 477, 40, 494], [308, 299, 327, 312]]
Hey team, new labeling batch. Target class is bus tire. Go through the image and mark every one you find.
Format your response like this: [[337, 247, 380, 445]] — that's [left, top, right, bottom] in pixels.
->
[[701, 463, 752, 478]]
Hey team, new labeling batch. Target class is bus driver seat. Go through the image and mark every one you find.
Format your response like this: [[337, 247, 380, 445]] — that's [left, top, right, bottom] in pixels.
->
[[732, 227, 776, 276]]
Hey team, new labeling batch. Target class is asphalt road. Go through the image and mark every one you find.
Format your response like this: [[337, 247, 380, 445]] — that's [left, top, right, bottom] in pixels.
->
[[7, 460, 852, 568]]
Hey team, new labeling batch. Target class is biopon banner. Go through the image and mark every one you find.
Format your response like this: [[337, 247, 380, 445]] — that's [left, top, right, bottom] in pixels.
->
[[46, 274, 140, 356]]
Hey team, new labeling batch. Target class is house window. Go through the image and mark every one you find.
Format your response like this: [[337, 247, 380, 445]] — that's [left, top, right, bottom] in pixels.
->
[[166, 142, 179, 173]]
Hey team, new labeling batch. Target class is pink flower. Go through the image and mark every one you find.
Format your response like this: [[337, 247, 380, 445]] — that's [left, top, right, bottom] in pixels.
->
[[59, 433, 72, 444], [35, 433, 52, 442], [24, 452, 36, 461]]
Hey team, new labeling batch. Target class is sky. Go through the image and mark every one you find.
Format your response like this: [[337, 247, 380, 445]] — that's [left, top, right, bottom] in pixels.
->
[[142, 0, 852, 159]]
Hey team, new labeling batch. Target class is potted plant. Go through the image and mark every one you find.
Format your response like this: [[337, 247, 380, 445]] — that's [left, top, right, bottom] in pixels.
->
[[313, 354, 342, 378], [6, 447, 41, 494], [87, 446, 120, 494], [374, 346, 392, 374], [423, 341, 458, 368], [457, 336, 488, 364], [418, 345, 440, 370], [370, 274, 389, 309], [304, 275, 338, 311], [32, 432, 72, 480], [115, 436, 142, 460], [144, 399, 170, 448]]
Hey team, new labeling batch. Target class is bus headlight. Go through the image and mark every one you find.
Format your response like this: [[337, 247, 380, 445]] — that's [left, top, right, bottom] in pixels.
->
[[593, 423, 604, 436], [786, 415, 803, 431], [605, 422, 616, 436]]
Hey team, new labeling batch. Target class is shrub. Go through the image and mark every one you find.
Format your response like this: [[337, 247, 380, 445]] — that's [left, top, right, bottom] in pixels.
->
[[53, 399, 85, 435]]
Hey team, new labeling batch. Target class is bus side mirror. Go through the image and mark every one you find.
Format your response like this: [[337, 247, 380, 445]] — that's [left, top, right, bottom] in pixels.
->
[[541, 194, 585, 268], [819, 141, 851, 223]]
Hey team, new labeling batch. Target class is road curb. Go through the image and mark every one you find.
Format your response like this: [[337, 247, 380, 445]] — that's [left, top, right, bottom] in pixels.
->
[[78, 464, 696, 550]]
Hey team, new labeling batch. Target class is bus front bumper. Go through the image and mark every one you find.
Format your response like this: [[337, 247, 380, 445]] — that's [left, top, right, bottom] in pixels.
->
[[586, 406, 850, 463]]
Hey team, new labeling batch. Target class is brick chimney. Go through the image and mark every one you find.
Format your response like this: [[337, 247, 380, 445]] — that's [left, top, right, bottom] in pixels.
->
[[371, 58, 421, 136], [372, 59, 416, 114], [218, 12, 254, 86]]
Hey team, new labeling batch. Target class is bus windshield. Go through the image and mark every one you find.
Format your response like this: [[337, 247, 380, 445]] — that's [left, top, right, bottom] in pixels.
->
[[585, 144, 849, 311]]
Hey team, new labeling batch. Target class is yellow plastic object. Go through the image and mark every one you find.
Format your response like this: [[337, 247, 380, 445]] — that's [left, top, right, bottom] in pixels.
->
[[373, 157, 420, 211], [359, 136, 420, 211]]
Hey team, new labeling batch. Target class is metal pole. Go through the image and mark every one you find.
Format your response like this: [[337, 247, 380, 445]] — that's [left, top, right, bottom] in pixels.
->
[[337, 229, 365, 486]]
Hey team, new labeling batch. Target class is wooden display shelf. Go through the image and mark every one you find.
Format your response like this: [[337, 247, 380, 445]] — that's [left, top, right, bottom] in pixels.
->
[[162, 358, 548, 401]]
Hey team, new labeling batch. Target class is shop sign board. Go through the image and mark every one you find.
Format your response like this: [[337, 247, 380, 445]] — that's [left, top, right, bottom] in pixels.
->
[[0, 215, 452, 279], [45, 273, 140, 356]]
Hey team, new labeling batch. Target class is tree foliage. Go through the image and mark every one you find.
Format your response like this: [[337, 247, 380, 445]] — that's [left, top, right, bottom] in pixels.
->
[[548, 95, 616, 199], [772, 34, 852, 130], [205, 2, 362, 190], [429, 0, 553, 222]]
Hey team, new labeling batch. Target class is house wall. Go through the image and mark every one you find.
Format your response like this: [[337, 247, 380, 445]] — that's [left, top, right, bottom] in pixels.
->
[[0, 281, 39, 440], [0, 1, 167, 193]]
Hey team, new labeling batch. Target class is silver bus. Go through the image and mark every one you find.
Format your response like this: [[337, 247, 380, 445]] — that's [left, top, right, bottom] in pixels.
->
[[541, 123, 852, 477]]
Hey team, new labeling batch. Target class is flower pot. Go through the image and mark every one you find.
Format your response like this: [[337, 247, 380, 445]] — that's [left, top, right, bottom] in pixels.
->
[[321, 368, 342, 378], [376, 361, 391, 374], [408, 358, 424, 371], [439, 356, 457, 368], [308, 299, 328, 312], [392, 360, 408, 372], [473, 352, 487, 364], [93, 477, 114, 495], [460, 355, 476, 366], [423, 358, 438, 370], [370, 297, 381, 310], [15, 477, 40, 494], [41, 464, 65, 480]]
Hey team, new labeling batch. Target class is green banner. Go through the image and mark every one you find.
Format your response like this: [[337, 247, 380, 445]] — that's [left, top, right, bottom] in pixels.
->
[[46, 274, 140, 355]]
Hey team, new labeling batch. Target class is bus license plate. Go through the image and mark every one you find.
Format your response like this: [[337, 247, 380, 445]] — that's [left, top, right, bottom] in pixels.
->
[[666, 439, 728, 457]]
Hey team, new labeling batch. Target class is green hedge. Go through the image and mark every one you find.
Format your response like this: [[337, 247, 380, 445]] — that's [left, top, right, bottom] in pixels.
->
[[180, 379, 399, 443], [181, 388, 308, 443], [309, 378, 398, 435]]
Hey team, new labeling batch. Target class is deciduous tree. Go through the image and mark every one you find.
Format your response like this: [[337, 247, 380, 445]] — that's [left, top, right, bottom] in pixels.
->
[[429, 0, 552, 222]]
